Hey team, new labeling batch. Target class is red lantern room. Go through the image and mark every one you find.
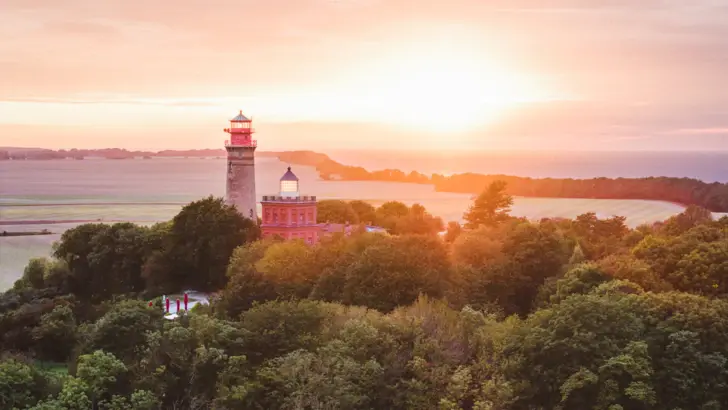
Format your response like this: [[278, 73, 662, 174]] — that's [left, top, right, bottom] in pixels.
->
[[224, 110, 256, 147]]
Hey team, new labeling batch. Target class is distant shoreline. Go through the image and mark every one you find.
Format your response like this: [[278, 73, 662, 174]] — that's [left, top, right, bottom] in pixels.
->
[[1, 230, 53, 237], [2, 148, 727, 212]]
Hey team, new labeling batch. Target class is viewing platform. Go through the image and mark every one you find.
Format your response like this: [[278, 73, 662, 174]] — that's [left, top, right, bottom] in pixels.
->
[[223, 128, 256, 134], [224, 139, 257, 148]]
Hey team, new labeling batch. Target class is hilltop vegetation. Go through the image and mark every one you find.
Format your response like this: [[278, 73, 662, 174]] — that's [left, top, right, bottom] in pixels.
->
[[275, 150, 728, 212], [2, 183, 728, 409]]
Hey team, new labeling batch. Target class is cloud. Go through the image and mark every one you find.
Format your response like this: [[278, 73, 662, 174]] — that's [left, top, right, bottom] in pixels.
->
[[665, 128, 728, 136]]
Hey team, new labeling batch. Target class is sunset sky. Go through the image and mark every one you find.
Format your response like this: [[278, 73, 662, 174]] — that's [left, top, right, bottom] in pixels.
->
[[1, 0, 727, 151]]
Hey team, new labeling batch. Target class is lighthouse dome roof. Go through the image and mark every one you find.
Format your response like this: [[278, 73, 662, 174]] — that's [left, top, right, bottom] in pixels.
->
[[231, 110, 250, 122], [280, 167, 299, 181]]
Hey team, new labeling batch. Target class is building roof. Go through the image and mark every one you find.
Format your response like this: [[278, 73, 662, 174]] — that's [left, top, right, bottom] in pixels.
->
[[280, 167, 299, 181], [231, 110, 250, 122]]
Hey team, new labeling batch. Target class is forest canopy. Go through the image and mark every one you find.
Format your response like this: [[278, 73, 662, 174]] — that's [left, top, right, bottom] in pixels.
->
[[2, 186, 728, 409]]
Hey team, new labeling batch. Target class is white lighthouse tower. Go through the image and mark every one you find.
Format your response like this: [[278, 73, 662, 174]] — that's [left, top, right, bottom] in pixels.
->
[[224, 110, 257, 220]]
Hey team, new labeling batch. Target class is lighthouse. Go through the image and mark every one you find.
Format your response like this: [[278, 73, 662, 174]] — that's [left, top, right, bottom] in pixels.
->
[[260, 167, 320, 244], [224, 110, 257, 220]]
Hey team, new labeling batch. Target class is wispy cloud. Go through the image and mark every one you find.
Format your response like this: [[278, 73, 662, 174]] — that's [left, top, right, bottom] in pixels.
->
[[666, 128, 728, 136]]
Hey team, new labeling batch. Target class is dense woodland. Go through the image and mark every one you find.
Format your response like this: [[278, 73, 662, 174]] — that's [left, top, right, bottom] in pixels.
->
[[2, 183, 728, 409], [275, 151, 728, 212]]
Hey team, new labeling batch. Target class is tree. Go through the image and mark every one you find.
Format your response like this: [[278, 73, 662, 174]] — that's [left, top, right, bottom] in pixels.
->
[[548, 263, 611, 305], [53, 223, 160, 302], [662, 205, 714, 236], [76, 350, 128, 406], [451, 226, 504, 269], [309, 233, 389, 303], [0, 359, 53, 409], [502, 292, 647, 409], [443, 221, 463, 243], [463, 180, 513, 229], [375, 201, 410, 231], [391, 203, 444, 235], [317, 200, 359, 224], [239, 300, 335, 366], [254, 240, 318, 299], [501, 223, 569, 315], [349, 200, 377, 225], [144, 196, 259, 292], [216, 240, 278, 319], [342, 235, 453, 312], [671, 240, 728, 295], [572, 213, 630, 260], [53, 223, 111, 301], [253, 346, 382, 410], [597, 254, 670, 292], [459, 222, 569, 316], [13, 258, 48, 290], [32, 305, 77, 362], [82, 300, 163, 363]]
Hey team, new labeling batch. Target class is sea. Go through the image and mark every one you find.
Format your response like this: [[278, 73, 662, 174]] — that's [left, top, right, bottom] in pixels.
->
[[1, 150, 727, 289]]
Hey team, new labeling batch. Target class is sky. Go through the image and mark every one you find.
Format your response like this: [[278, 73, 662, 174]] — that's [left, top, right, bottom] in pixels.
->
[[1, 0, 728, 151]]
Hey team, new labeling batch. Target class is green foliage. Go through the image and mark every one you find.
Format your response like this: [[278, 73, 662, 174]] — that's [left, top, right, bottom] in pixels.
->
[[81, 300, 163, 363], [349, 200, 377, 225], [254, 345, 383, 409], [255, 240, 318, 299], [316, 199, 359, 224], [32, 305, 77, 362], [463, 180, 514, 229], [572, 212, 630, 260], [460, 222, 570, 316], [444, 221, 463, 243], [239, 299, 334, 366], [216, 239, 278, 318], [661, 205, 714, 236], [143, 196, 259, 293], [76, 350, 127, 404], [342, 235, 453, 312], [54, 223, 158, 302], [5, 197, 728, 409], [315, 199, 443, 235], [13, 258, 48, 291], [549, 263, 611, 304], [389, 203, 445, 235], [0, 359, 54, 409], [452, 226, 505, 269]]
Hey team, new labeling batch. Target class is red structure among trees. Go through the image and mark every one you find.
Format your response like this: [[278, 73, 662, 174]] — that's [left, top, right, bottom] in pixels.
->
[[261, 167, 321, 244]]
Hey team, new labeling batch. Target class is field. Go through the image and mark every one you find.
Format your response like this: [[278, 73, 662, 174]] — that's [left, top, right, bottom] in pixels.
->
[[1, 157, 722, 290]]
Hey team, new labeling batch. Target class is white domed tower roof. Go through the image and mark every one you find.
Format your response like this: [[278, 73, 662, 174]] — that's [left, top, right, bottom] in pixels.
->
[[279, 167, 300, 197]]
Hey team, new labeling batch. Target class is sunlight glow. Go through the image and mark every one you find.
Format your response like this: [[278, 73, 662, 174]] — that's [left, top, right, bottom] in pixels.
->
[[331, 39, 555, 134]]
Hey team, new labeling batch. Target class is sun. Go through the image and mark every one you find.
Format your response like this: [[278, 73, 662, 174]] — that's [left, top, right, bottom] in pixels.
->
[[335, 39, 552, 134]]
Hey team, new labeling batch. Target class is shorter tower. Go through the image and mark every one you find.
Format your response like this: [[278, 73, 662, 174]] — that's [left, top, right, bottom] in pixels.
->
[[224, 110, 257, 220], [261, 167, 320, 244]]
